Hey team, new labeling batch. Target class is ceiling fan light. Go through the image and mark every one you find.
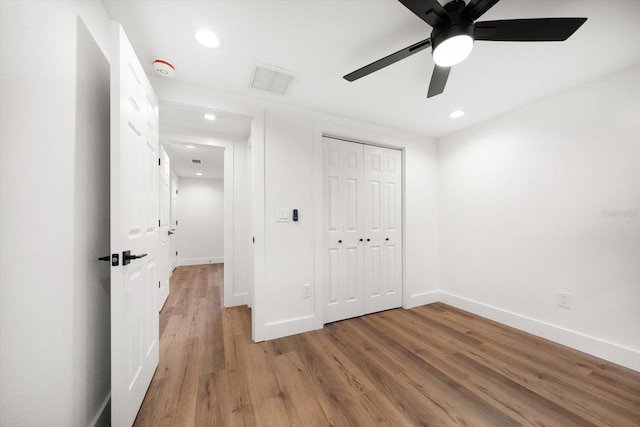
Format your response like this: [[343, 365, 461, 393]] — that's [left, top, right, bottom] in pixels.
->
[[433, 34, 474, 67]]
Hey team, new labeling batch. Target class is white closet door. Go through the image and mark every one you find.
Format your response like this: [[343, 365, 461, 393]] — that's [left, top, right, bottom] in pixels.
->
[[363, 145, 402, 314], [323, 137, 365, 323]]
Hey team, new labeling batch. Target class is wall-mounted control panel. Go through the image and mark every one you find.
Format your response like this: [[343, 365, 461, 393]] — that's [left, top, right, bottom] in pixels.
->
[[277, 208, 300, 222]]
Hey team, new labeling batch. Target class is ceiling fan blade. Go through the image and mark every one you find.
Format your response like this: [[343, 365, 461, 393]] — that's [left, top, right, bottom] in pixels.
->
[[474, 18, 587, 42], [344, 38, 431, 82], [463, 0, 501, 21], [427, 65, 451, 98], [398, 0, 450, 28]]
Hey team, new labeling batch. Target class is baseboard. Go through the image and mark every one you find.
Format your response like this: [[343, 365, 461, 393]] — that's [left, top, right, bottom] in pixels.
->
[[404, 290, 440, 309], [439, 292, 640, 372], [89, 393, 110, 427], [226, 292, 249, 308], [178, 257, 223, 267], [261, 315, 323, 341]]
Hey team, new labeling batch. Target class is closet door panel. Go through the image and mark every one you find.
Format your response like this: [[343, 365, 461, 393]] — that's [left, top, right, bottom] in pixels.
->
[[323, 138, 365, 323]]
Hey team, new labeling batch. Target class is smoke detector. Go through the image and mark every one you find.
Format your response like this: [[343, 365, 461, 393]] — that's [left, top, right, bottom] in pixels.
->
[[152, 59, 175, 78]]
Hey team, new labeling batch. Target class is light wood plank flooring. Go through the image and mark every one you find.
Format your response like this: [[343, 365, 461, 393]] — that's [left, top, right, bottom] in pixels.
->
[[134, 264, 640, 426]]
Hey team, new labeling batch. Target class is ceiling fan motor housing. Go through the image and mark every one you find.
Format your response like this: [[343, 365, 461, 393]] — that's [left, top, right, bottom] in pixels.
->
[[430, 0, 475, 52], [431, 20, 474, 52]]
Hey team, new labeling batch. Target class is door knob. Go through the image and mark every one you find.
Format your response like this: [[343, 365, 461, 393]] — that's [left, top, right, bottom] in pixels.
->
[[359, 238, 363, 242], [123, 250, 148, 265], [338, 240, 342, 243], [386, 238, 389, 241], [366, 238, 370, 242]]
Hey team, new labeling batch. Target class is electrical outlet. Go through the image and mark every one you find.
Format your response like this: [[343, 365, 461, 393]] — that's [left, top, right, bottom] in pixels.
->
[[302, 284, 311, 299], [557, 292, 571, 309]]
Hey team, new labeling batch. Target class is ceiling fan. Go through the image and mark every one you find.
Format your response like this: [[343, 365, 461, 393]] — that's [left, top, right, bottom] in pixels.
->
[[343, 0, 587, 98]]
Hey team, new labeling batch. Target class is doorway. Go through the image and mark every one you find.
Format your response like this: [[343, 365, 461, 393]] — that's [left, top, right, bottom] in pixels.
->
[[158, 102, 253, 309]]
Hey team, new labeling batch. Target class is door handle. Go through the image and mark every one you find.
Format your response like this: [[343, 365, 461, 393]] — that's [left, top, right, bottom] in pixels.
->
[[98, 253, 119, 266], [168, 230, 174, 235], [123, 250, 147, 265]]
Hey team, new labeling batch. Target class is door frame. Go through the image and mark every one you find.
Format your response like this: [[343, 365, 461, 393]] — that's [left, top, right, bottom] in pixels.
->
[[154, 97, 266, 342], [313, 122, 408, 326]]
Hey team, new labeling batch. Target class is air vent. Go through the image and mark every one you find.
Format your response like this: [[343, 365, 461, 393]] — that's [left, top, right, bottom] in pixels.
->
[[191, 159, 202, 164], [249, 63, 297, 96]]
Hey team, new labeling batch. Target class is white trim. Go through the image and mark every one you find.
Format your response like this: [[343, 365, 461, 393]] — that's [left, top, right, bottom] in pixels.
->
[[178, 257, 224, 266], [439, 291, 640, 372], [263, 315, 323, 341], [89, 393, 111, 427], [404, 291, 440, 309]]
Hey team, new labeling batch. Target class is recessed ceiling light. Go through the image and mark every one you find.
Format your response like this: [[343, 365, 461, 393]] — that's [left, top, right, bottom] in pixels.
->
[[185, 145, 195, 149], [195, 172, 203, 176], [195, 29, 220, 49], [204, 113, 216, 121], [449, 110, 465, 119]]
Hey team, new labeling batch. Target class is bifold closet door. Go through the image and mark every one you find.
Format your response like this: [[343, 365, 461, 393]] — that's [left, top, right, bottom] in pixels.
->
[[323, 138, 365, 323], [363, 144, 402, 314], [323, 137, 403, 324]]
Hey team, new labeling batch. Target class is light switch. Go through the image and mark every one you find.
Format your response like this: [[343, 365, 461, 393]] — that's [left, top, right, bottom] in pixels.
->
[[277, 208, 290, 222]]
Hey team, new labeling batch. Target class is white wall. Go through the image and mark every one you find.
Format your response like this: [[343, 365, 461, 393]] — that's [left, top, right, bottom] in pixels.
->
[[176, 177, 224, 265], [0, 1, 112, 426], [151, 79, 440, 341], [438, 64, 640, 371]]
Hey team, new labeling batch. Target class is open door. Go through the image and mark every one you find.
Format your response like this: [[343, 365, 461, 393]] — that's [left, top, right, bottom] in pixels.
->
[[110, 22, 159, 427], [158, 145, 171, 310]]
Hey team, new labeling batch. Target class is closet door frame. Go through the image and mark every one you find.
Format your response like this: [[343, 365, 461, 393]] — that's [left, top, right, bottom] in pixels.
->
[[317, 129, 405, 325]]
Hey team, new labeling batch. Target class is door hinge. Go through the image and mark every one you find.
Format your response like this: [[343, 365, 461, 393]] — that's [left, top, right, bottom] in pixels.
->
[[176, 251, 178, 256], [252, 236, 255, 243], [158, 281, 161, 288], [158, 158, 161, 166], [158, 219, 161, 227]]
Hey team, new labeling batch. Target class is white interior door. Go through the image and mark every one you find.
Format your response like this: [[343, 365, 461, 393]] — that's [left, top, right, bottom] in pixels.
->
[[158, 145, 171, 310], [170, 172, 179, 269], [323, 137, 365, 323], [110, 22, 159, 427], [363, 145, 403, 314]]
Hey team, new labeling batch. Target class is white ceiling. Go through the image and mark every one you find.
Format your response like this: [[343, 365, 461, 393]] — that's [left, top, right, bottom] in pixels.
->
[[159, 101, 251, 179], [162, 140, 225, 180], [102, 0, 640, 137]]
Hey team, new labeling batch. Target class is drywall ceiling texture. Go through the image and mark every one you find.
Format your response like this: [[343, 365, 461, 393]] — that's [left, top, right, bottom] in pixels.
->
[[102, 0, 640, 137], [438, 64, 640, 371]]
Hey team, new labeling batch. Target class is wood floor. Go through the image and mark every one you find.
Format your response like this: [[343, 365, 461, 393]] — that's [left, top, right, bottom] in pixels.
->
[[134, 264, 640, 426]]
